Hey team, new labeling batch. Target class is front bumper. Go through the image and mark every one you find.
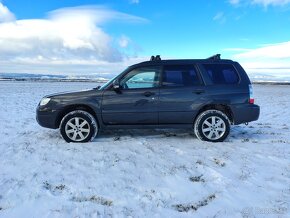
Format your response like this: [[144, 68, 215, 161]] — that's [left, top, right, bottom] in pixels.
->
[[231, 104, 260, 125], [36, 106, 59, 129]]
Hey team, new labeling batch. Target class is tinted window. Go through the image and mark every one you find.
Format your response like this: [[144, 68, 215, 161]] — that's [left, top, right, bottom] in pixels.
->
[[202, 64, 239, 84], [162, 65, 201, 87], [120, 67, 160, 89]]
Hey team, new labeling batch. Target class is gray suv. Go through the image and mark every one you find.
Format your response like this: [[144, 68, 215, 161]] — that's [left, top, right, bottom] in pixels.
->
[[36, 54, 260, 143]]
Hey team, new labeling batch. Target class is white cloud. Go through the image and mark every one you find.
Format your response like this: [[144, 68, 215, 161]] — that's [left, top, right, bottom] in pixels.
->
[[223, 48, 252, 52], [229, 0, 240, 5], [0, 56, 148, 76], [213, 12, 224, 20], [234, 41, 290, 59], [0, 4, 147, 74], [213, 12, 226, 23], [252, 0, 290, 6], [118, 35, 131, 48], [130, 0, 140, 4], [0, 2, 15, 22], [229, 0, 290, 6], [230, 41, 290, 77]]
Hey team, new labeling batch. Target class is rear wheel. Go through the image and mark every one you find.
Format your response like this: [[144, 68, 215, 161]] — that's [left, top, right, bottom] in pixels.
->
[[194, 110, 230, 142], [60, 110, 98, 143]]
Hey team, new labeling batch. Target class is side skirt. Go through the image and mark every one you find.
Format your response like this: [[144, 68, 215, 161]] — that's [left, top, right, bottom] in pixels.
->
[[101, 124, 193, 130]]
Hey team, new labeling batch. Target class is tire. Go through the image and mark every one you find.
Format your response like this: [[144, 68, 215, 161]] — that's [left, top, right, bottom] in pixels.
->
[[194, 109, 230, 142], [60, 110, 98, 143]]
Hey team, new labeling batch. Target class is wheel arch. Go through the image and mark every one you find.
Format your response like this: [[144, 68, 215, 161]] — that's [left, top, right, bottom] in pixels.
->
[[56, 104, 99, 128], [194, 104, 234, 124]]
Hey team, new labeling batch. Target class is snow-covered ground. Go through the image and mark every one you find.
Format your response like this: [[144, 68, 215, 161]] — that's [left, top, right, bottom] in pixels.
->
[[0, 81, 289, 217]]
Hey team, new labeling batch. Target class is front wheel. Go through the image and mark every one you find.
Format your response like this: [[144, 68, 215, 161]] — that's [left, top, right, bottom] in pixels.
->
[[194, 110, 230, 142], [60, 110, 98, 143]]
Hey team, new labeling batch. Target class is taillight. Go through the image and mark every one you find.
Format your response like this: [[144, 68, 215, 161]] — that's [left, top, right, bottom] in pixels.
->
[[249, 84, 254, 104]]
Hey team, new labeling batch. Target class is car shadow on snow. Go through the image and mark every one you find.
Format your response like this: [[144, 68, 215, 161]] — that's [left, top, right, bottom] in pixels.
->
[[96, 129, 197, 142], [96, 125, 271, 143], [37, 123, 278, 144]]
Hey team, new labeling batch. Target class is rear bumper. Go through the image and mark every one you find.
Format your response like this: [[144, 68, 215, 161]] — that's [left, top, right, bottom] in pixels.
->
[[36, 106, 59, 129], [231, 104, 260, 125]]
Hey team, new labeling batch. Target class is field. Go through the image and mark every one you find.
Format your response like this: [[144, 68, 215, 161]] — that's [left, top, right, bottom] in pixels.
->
[[0, 81, 289, 217]]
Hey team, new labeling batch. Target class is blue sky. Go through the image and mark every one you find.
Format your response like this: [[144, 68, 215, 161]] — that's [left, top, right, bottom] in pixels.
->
[[1, 0, 290, 78]]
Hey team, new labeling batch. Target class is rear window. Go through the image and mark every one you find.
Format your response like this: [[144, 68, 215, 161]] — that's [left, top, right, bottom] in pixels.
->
[[162, 65, 201, 87], [202, 64, 239, 84]]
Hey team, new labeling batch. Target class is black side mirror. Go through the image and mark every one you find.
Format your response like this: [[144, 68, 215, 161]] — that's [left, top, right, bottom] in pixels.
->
[[112, 79, 121, 92]]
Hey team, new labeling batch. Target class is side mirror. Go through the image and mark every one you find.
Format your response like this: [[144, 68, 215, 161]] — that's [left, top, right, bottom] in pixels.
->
[[112, 79, 121, 92]]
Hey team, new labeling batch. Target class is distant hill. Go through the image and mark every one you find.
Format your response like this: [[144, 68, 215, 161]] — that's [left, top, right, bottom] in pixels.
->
[[248, 72, 290, 83], [0, 73, 109, 83], [1, 72, 290, 84]]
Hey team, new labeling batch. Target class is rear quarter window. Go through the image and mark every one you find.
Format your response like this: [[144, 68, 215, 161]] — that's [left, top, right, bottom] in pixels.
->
[[202, 64, 240, 84]]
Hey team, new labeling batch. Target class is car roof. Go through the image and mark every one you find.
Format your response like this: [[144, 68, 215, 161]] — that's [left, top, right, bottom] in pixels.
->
[[129, 58, 235, 69]]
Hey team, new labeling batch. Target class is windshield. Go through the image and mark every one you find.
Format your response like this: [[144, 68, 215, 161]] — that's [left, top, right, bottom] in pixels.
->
[[99, 74, 119, 90], [99, 68, 128, 90]]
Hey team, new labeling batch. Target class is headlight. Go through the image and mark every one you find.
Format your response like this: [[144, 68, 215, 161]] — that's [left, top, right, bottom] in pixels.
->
[[40, 97, 51, 106]]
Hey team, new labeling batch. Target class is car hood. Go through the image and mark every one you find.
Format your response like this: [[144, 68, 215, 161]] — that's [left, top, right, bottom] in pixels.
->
[[46, 88, 101, 99]]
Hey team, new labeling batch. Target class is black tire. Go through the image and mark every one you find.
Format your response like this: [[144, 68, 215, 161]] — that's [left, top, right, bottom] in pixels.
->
[[60, 110, 98, 143], [194, 109, 230, 142]]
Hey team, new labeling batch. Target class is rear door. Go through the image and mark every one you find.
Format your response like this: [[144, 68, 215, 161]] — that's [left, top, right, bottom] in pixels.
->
[[158, 64, 205, 124]]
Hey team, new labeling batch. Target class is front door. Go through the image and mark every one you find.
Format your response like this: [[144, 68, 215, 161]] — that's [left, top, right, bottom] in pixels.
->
[[159, 64, 205, 124], [102, 66, 161, 125]]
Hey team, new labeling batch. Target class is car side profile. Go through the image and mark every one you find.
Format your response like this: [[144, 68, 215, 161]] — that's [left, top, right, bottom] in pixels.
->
[[36, 54, 260, 143]]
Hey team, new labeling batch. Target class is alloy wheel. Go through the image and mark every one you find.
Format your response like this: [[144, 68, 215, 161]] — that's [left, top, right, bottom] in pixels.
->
[[65, 117, 90, 142], [201, 116, 226, 140]]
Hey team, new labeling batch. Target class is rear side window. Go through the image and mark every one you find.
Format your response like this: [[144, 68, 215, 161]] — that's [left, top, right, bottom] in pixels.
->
[[162, 65, 201, 87], [202, 64, 239, 84]]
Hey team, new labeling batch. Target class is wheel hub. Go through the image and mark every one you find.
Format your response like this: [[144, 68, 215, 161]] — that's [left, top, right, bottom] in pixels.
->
[[201, 116, 226, 140], [65, 117, 90, 142]]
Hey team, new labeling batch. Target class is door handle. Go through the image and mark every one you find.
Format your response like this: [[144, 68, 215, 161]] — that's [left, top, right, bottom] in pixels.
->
[[143, 91, 155, 97], [192, 89, 205, 94]]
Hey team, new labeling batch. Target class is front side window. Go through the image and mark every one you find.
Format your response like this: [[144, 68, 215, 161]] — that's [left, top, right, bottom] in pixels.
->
[[162, 65, 201, 87], [120, 66, 160, 89], [202, 64, 239, 84]]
